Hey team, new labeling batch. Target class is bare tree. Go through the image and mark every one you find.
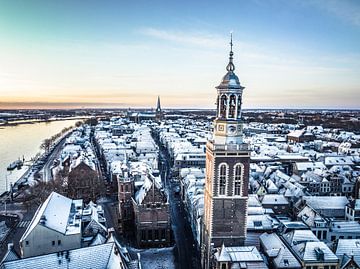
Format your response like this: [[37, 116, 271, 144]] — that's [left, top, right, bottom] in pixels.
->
[[40, 139, 52, 153]]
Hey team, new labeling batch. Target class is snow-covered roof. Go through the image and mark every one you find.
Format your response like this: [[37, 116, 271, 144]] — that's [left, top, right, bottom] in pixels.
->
[[260, 233, 301, 269], [283, 229, 338, 263], [21, 192, 82, 241], [69, 154, 96, 171], [134, 174, 163, 205], [302, 242, 338, 263], [324, 156, 354, 166], [336, 239, 360, 267], [295, 161, 327, 172], [1, 243, 127, 269], [214, 245, 264, 264], [287, 129, 305, 138], [247, 214, 279, 230], [302, 196, 348, 210], [261, 194, 289, 205], [330, 221, 360, 233]]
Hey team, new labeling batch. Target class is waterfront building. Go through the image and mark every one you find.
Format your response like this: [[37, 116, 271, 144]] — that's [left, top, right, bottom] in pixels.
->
[[202, 37, 251, 268]]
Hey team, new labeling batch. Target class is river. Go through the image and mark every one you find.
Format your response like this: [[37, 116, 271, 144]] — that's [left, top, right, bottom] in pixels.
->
[[0, 119, 79, 194]]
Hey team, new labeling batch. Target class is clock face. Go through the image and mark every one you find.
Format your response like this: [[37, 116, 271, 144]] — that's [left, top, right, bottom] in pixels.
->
[[229, 125, 236, 133], [218, 124, 224, 131]]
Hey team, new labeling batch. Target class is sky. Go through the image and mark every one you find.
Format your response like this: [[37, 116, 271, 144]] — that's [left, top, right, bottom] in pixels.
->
[[0, 0, 359, 109]]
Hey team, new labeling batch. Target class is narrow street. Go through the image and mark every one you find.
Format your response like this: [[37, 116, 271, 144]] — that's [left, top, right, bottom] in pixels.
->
[[157, 140, 201, 269], [42, 132, 72, 182]]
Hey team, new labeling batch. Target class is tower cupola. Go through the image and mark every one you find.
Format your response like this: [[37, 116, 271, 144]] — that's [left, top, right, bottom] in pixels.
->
[[213, 34, 246, 144]]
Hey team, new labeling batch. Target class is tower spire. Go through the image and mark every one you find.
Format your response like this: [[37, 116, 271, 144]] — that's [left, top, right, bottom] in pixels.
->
[[156, 95, 161, 111], [226, 33, 235, 72]]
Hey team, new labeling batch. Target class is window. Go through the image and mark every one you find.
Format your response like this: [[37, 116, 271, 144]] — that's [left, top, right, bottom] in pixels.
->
[[237, 96, 242, 118], [148, 230, 153, 240], [220, 95, 227, 118], [52, 241, 55, 246], [221, 263, 227, 269], [229, 95, 236, 118], [141, 230, 146, 240], [125, 185, 129, 192], [25, 241, 29, 246], [58, 240, 61, 245], [254, 221, 262, 227], [155, 230, 159, 240], [161, 229, 166, 239], [219, 164, 227, 195], [234, 164, 242, 196]]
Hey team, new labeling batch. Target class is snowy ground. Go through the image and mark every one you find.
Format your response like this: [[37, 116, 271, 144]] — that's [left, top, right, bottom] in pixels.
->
[[136, 247, 176, 269]]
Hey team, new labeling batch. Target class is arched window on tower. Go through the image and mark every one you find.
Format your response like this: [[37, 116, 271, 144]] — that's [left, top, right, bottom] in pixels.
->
[[229, 95, 236, 118], [220, 95, 227, 118], [219, 164, 227, 195], [234, 163, 243, 196], [237, 96, 242, 119]]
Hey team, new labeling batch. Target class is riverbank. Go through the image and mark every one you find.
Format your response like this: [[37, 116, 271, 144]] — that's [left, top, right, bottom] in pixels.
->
[[0, 119, 80, 194], [0, 128, 74, 198], [0, 116, 88, 127]]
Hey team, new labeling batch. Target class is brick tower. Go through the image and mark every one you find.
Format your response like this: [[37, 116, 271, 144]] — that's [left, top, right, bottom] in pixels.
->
[[202, 35, 250, 269]]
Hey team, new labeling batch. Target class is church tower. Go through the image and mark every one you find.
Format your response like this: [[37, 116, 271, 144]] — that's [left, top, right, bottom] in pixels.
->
[[202, 35, 250, 269], [155, 95, 164, 123]]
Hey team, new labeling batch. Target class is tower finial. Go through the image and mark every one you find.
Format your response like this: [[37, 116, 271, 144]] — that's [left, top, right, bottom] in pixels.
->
[[226, 32, 235, 72]]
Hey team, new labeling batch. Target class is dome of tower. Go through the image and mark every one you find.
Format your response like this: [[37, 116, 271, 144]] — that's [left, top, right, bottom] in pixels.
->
[[217, 71, 241, 89]]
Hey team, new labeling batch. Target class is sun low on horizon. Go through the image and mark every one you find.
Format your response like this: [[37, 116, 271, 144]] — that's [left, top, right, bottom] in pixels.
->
[[0, 0, 360, 110]]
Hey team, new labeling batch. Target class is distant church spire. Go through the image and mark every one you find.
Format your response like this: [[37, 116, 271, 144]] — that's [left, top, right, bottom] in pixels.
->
[[156, 95, 161, 112], [155, 96, 163, 123]]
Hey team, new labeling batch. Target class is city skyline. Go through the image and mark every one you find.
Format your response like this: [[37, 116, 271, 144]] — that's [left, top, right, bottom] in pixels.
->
[[1, 0, 360, 109]]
